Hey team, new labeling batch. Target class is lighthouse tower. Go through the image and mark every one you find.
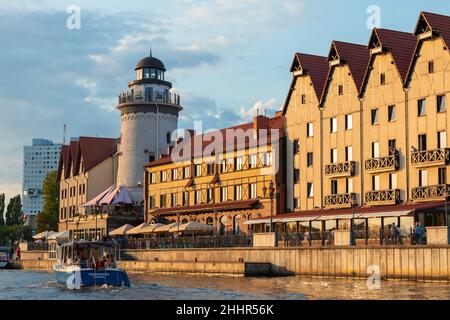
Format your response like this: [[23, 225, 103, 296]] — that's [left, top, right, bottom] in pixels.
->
[[116, 53, 182, 204]]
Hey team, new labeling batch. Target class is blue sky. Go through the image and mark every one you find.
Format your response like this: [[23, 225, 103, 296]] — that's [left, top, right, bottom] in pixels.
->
[[1, 0, 449, 202]]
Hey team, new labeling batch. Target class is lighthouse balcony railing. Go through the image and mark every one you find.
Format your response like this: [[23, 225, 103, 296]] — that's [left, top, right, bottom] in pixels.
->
[[118, 92, 181, 106]]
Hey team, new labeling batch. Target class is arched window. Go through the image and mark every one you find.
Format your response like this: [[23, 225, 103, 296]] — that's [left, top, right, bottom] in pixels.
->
[[233, 215, 241, 235], [206, 217, 213, 226], [182, 218, 189, 224], [219, 216, 227, 236]]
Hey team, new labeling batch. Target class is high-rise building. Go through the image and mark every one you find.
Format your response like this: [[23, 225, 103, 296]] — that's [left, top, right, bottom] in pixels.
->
[[23, 139, 62, 216]]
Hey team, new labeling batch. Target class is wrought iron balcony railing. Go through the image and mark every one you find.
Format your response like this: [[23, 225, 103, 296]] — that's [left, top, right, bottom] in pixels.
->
[[411, 184, 450, 202], [118, 91, 181, 106], [324, 161, 356, 178], [411, 148, 450, 167], [365, 189, 401, 205], [324, 193, 356, 208], [365, 154, 399, 173]]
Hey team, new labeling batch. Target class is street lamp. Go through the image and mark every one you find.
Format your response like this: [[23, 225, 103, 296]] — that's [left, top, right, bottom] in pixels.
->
[[263, 181, 277, 233], [350, 194, 357, 246]]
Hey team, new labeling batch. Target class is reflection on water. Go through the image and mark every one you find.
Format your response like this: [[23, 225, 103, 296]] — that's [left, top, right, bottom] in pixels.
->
[[0, 270, 450, 300]]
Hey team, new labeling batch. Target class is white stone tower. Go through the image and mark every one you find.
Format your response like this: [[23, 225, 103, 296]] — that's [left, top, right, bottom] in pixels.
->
[[116, 54, 182, 205]]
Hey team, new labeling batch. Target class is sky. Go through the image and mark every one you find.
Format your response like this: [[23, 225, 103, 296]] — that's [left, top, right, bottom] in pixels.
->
[[0, 0, 449, 203]]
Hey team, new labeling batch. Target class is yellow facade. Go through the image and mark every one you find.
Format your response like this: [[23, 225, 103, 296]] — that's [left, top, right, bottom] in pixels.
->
[[145, 116, 285, 234], [283, 12, 450, 220]]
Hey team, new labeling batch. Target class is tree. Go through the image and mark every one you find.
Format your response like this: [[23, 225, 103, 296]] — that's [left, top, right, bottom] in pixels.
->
[[0, 193, 5, 227], [36, 171, 60, 233], [5, 195, 22, 226]]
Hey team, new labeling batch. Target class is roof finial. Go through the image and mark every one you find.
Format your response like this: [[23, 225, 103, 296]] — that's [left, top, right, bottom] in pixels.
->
[[150, 48, 152, 57]]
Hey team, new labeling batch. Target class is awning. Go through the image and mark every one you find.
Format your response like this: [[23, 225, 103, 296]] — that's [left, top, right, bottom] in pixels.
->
[[48, 230, 69, 240], [244, 218, 284, 225], [140, 223, 166, 234], [358, 210, 413, 219], [81, 185, 115, 207], [99, 186, 133, 206], [153, 222, 180, 233], [109, 224, 134, 236], [169, 221, 214, 233], [127, 222, 150, 235], [33, 230, 57, 240]]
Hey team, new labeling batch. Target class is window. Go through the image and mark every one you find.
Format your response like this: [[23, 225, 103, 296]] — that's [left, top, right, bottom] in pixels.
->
[[371, 109, 379, 125], [149, 196, 156, 209], [235, 185, 242, 201], [418, 99, 426, 116], [150, 68, 157, 79], [330, 148, 337, 164], [438, 131, 447, 149], [160, 194, 167, 208], [346, 178, 353, 193], [307, 152, 313, 167], [206, 163, 214, 175], [437, 95, 446, 113], [301, 94, 306, 104], [264, 152, 273, 166], [419, 170, 427, 187], [307, 183, 314, 198], [172, 169, 178, 181], [330, 117, 337, 133], [183, 191, 190, 206], [372, 142, 380, 158], [160, 171, 167, 182], [171, 193, 178, 207], [439, 168, 447, 185], [293, 169, 300, 184], [428, 60, 434, 73], [195, 190, 202, 204], [249, 154, 258, 168], [372, 175, 380, 191], [166, 131, 171, 144], [293, 140, 300, 154], [418, 134, 427, 151], [221, 159, 228, 173], [388, 105, 396, 121], [338, 85, 343, 95], [380, 73, 386, 85], [388, 139, 397, 155], [144, 68, 150, 79], [389, 173, 398, 190], [250, 183, 257, 199], [331, 180, 338, 195], [221, 187, 228, 201], [207, 188, 214, 203], [307, 123, 314, 137], [184, 166, 190, 179], [195, 164, 203, 177], [294, 198, 300, 209], [345, 146, 353, 162], [236, 157, 244, 170], [345, 114, 352, 130]]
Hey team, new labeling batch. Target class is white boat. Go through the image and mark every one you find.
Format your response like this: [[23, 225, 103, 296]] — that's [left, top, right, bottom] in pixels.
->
[[53, 241, 130, 289]]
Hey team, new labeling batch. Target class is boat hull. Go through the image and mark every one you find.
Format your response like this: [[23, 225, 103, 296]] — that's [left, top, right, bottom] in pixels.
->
[[54, 267, 129, 288], [0, 261, 8, 269]]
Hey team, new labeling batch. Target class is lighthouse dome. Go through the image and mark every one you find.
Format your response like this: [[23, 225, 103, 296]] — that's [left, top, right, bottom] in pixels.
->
[[135, 56, 166, 71]]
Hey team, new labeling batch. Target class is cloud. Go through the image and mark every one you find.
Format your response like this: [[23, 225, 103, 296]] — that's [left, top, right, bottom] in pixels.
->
[[239, 98, 281, 122]]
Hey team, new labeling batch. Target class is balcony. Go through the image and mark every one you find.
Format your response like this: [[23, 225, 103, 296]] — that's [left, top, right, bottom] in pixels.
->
[[324, 161, 356, 178], [411, 184, 450, 202], [365, 189, 401, 206], [324, 193, 356, 208], [365, 154, 399, 173], [411, 148, 450, 167], [118, 91, 181, 107]]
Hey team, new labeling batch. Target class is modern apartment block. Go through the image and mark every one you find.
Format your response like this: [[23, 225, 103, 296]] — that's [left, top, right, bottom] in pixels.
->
[[23, 139, 62, 216]]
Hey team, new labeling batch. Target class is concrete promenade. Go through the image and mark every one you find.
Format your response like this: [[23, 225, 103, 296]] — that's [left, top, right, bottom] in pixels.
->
[[12, 245, 450, 281]]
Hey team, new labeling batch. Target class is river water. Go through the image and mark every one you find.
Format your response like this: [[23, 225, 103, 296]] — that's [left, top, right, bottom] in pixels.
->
[[0, 270, 449, 300]]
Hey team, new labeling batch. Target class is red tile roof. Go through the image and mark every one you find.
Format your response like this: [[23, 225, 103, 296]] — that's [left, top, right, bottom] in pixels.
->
[[57, 137, 118, 181], [145, 115, 285, 168]]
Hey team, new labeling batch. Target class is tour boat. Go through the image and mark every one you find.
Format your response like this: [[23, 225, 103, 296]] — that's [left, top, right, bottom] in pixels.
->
[[53, 241, 130, 289], [0, 246, 10, 268]]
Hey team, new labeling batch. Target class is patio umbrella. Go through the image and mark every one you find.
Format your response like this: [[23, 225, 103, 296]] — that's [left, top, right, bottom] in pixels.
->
[[127, 222, 150, 235], [109, 224, 134, 236], [153, 222, 180, 233], [169, 221, 214, 233], [33, 230, 57, 240], [48, 230, 70, 240], [139, 223, 166, 234]]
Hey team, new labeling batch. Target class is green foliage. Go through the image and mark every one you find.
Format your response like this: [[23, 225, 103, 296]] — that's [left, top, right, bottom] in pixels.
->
[[0, 193, 5, 227], [36, 171, 60, 233], [5, 195, 22, 226], [0, 225, 30, 244]]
